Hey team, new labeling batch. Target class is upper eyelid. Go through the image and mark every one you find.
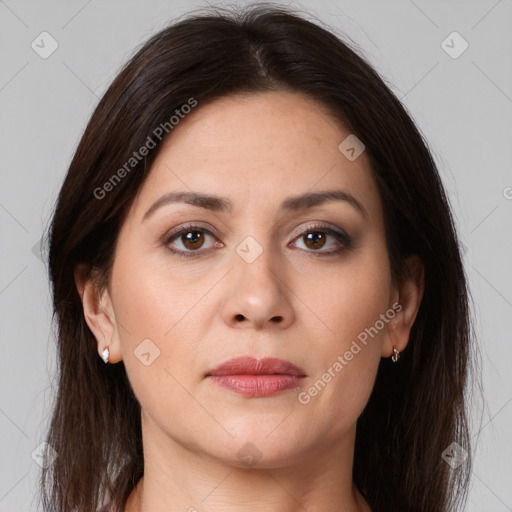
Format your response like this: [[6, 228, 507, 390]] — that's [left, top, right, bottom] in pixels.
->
[[166, 221, 342, 235], [165, 222, 347, 245], [164, 223, 216, 240]]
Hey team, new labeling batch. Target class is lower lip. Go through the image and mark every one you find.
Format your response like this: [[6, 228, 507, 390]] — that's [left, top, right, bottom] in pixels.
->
[[208, 375, 304, 397]]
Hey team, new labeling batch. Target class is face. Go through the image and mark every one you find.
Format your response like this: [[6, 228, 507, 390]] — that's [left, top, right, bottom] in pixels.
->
[[85, 91, 410, 468]]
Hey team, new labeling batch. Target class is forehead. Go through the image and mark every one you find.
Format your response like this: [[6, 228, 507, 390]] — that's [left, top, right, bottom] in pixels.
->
[[127, 91, 382, 222], [157, 91, 349, 168]]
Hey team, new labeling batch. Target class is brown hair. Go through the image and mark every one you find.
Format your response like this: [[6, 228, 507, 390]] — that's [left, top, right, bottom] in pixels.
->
[[41, 4, 478, 511]]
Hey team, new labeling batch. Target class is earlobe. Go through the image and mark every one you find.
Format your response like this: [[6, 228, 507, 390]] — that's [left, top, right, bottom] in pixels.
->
[[383, 255, 425, 358], [74, 265, 121, 364]]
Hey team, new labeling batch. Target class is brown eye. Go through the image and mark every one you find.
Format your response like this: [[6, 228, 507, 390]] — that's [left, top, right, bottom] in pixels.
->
[[164, 225, 219, 258], [180, 230, 206, 250], [303, 232, 327, 250], [291, 225, 352, 255]]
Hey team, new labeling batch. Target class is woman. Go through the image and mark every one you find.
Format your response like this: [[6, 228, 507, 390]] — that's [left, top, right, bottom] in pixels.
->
[[40, 4, 475, 511]]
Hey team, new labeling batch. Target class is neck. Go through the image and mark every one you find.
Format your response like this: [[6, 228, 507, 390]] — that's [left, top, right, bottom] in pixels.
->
[[124, 411, 371, 512]]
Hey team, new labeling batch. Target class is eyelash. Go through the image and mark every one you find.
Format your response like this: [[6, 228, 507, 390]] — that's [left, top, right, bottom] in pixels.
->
[[163, 222, 353, 259]]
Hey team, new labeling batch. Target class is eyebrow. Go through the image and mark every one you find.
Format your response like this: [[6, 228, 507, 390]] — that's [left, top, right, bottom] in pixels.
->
[[142, 189, 367, 222]]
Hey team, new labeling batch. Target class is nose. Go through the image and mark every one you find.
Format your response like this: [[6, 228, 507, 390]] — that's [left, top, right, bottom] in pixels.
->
[[221, 245, 295, 330]]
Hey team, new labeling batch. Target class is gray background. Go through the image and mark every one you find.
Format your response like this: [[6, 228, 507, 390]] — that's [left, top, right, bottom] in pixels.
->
[[1, 0, 511, 510]]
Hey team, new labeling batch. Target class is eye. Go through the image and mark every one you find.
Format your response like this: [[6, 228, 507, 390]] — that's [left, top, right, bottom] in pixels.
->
[[290, 224, 352, 255], [164, 224, 221, 258], [163, 222, 352, 259]]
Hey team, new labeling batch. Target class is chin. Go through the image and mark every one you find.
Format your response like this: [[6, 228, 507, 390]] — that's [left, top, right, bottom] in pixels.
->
[[205, 432, 310, 470]]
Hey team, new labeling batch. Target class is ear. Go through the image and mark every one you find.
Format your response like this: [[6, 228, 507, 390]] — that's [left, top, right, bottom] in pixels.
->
[[74, 264, 122, 363], [382, 255, 425, 358]]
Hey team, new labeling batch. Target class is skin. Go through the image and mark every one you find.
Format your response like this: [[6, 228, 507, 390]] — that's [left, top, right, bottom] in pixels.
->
[[76, 91, 424, 512]]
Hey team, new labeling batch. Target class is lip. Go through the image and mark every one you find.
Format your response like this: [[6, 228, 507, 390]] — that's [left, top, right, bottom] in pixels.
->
[[206, 356, 307, 397]]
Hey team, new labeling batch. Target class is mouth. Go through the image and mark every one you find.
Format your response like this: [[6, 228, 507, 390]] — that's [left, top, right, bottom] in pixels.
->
[[205, 356, 307, 397]]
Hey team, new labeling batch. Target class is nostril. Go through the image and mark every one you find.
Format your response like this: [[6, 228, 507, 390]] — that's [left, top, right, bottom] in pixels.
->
[[235, 314, 245, 321]]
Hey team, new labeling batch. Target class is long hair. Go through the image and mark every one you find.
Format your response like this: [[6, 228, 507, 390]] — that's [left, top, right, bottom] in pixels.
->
[[41, 4, 477, 511]]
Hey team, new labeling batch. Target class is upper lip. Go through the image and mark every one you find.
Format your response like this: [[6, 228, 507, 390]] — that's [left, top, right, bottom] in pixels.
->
[[206, 356, 306, 377]]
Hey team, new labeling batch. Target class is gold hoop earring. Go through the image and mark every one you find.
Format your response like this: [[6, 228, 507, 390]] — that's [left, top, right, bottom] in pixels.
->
[[391, 347, 400, 363]]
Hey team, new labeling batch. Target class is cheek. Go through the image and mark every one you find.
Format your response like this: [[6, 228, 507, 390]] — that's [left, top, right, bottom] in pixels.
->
[[326, 356, 380, 430], [111, 239, 208, 343], [299, 322, 382, 440], [111, 260, 205, 429], [293, 242, 392, 345], [295, 245, 390, 422], [109, 245, 205, 397]]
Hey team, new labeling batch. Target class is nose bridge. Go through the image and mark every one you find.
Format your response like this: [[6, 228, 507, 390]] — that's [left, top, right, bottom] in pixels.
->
[[234, 232, 283, 299], [221, 230, 295, 329]]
